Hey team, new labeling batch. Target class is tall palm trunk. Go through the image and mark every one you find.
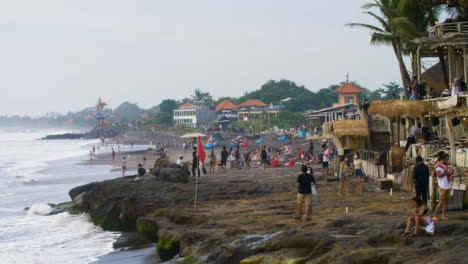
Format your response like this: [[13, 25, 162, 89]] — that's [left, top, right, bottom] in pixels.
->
[[392, 44, 411, 98], [427, 6, 449, 89]]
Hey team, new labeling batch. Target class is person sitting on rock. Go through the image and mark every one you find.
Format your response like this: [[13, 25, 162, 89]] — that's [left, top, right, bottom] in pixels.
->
[[296, 164, 316, 221], [135, 163, 146, 181], [402, 197, 434, 237]]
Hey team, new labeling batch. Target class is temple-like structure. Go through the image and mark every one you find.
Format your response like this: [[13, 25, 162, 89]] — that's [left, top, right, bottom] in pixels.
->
[[95, 97, 106, 128]]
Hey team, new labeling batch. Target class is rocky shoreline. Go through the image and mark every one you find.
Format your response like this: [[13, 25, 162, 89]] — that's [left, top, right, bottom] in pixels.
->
[[67, 161, 468, 263]]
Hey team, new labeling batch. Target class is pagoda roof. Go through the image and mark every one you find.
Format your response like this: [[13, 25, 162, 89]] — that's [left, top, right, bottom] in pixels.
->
[[215, 100, 238, 112], [332, 83, 363, 94]]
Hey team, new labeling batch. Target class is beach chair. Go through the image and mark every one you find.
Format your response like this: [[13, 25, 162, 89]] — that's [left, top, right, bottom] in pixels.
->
[[283, 160, 294, 167], [277, 135, 287, 142]]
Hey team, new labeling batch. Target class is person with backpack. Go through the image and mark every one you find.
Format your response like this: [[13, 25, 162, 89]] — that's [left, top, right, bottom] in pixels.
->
[[432, 154, 452, 222]]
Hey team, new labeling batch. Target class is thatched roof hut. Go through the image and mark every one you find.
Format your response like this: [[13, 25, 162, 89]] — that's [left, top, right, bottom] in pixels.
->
[[332, 120, 369, 137], [368, 100, 431, 119]]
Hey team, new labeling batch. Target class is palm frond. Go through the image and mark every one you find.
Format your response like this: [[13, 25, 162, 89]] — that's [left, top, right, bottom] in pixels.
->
[[346, 23, 385, 33], [370, 32, 396, 46]]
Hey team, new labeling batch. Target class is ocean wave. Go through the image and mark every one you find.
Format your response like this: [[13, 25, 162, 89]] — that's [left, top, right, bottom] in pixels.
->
[[27, 203, 52, 216]]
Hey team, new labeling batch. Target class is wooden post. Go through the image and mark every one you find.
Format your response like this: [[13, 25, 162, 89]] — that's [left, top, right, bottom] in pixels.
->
[[397, 117, 401, 145], [445, 114, 456, 164]]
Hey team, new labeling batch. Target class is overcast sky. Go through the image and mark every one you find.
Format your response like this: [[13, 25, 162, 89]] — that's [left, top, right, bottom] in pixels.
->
[[0, 0, 402, 115]]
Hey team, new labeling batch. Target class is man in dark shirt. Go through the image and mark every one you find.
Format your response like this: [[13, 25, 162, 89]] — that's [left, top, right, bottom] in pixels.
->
[[260, 146, 268, 172], [137, 164, 146, 175], [220, 146, 229, 172], [296, 165, 316, 220], [192, 148, 200, 177], [413, 156, 429, 204]]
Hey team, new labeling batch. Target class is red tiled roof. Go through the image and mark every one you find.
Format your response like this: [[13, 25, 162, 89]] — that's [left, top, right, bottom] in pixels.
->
[[215, 100, 238, 112], [239, 99, 267, 107], [332, 83, 364, 94], [177, 102, 193, 110]]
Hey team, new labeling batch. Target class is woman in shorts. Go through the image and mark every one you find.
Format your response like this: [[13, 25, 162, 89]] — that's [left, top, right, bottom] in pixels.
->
[[353, 152, 364, 195], [338, 157, 350, 196]]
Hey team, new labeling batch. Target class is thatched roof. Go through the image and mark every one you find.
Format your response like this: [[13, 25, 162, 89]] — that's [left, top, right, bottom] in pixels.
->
[[332, 120, 369, 137], [420, 62, 448, 93], [368, 100, 431, 118]]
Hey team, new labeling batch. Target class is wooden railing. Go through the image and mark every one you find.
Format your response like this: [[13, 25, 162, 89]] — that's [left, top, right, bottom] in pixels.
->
[[428, 21, 468, 37], [424, 95, 468, 112]]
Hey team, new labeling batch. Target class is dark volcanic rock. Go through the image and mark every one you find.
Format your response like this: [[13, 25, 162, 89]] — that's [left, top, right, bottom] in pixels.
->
[[43, 133, 84, 140], [69, 175, 180, 231]]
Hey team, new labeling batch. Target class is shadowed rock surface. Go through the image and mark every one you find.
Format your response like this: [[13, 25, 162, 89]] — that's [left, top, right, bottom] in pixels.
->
[[69, 163, 468, 263]]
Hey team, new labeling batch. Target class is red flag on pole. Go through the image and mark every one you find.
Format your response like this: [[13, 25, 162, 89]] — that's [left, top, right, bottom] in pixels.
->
[[196, 136, 205, 163]]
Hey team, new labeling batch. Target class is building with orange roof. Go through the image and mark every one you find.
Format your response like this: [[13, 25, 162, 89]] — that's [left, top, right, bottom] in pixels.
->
[[237, 99, 283, 121], [238, 99, 267, 108], [215, 100, 239, 121], [332, 80, 363, 107], [215, 100, 238, 112], [173, 102, 216, 128]]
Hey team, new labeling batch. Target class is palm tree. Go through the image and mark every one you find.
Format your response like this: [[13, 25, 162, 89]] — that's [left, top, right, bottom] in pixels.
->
[[347, 0, 412, 98]]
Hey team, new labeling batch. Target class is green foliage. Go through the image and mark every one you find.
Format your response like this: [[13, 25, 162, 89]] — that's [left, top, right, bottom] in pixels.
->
[[191, 88, 213, 105], [236, 79, 314, 105], [113, 102, 144, 124], [154, 99, 179, 126]]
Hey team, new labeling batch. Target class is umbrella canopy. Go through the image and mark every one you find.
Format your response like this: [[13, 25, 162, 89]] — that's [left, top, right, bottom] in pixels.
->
[[181, 132, 207, 138]]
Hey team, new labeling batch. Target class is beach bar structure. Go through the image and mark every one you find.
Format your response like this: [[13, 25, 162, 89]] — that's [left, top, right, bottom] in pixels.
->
[[237, 99, 282, 121], [415, 19, 468, 90]]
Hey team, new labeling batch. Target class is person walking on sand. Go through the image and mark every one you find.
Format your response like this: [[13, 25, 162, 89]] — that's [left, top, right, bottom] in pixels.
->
[[209, 149, 217, 174], [295, 164, 316, 221], [338, 157, 350, 196], [122, 157, 127, 176], [321, 144, 331, 177], [353, 152, 364, 196], [432, 154, 452, 222], [220, 146, 228, 172], [413, 156, 429, 205]]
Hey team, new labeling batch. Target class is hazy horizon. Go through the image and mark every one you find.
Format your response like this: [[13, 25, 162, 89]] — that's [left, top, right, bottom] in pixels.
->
[[1, 0, 403, 116]]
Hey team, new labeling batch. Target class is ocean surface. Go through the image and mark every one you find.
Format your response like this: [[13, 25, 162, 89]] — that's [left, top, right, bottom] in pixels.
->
[[0, 128, 146, 264]]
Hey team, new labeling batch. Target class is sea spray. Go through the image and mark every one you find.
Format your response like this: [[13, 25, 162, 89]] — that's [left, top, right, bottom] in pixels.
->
[[28, 203, 52, 216]]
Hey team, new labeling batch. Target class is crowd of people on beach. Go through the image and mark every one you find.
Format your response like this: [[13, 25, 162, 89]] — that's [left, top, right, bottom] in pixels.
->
[[92, 129, 457, 238]]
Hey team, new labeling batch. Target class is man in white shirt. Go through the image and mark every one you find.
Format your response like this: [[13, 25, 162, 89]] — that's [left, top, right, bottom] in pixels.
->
[[405, 123, 421, 152], [321, 144, 331, 177], [432, 154, 452, 222]]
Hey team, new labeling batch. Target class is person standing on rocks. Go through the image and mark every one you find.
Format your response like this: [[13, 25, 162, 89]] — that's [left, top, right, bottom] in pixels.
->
[[432, 154, 452, 222], [413, 156, 429, 205], [244, 148, 251, 170], [136, 163, 146, 179], [296, 164, 316, 221], [192, 148, 200, 177], [353, 152, 364, 196], [321, 144, 330, 178], [260, 146, 268, 173], [220, 146, 228, 172], [338, 157, 350, 197], [209, 149, 217, 174]]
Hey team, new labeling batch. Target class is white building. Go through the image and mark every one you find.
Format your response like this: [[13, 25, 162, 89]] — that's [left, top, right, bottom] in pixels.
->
[[173, 102, 216, 128]]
